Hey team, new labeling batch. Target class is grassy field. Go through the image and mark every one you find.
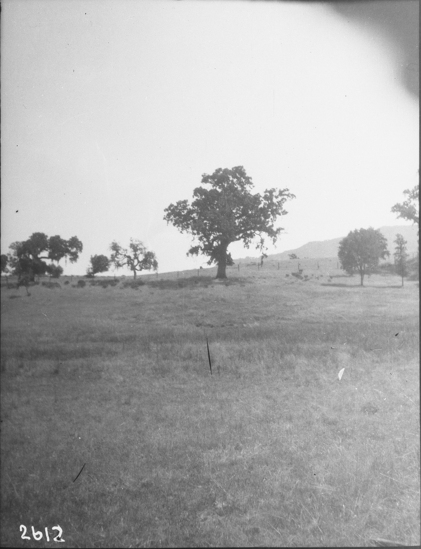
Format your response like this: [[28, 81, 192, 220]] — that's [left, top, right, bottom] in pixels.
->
[[1, 259, 419, 547]]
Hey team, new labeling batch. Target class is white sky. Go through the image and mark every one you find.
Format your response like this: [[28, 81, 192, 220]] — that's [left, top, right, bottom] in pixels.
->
[[1, 0, 419, 275]]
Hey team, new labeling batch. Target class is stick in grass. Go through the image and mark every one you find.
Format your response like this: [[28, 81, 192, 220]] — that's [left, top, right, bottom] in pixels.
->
[[73, 463, 86, 483], [206, 337, 212, 375]]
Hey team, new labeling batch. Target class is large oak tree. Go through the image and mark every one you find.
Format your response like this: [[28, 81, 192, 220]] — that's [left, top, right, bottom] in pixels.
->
[[163, 166, 295, 278], [7, 232, 83, 281]]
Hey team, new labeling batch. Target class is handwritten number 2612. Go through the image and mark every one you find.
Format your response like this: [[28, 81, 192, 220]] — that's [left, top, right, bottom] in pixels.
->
[[20, 525, 64, 543]]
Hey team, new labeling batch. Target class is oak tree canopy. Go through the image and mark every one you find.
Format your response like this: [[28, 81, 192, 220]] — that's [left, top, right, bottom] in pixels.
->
[[164, 166, 295, 278]]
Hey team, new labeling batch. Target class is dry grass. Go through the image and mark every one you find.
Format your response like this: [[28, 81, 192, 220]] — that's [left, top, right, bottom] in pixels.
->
[[1, 260, 419, 547]]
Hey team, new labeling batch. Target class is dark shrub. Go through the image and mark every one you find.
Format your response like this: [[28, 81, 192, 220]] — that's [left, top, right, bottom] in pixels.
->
[[42, 282, 61, 289], [77, 280, 86, 288], [122, 279, 145, 289]]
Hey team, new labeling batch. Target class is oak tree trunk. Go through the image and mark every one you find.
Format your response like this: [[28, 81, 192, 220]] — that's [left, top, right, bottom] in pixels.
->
[[216, 260, 227, 279], [216, 243, 228, 279]]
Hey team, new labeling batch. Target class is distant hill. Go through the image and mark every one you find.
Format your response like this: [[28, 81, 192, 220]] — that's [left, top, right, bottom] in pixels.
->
[[236, 225, 418, 262]]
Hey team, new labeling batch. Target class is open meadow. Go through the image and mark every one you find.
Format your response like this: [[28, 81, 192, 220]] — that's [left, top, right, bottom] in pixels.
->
[[1, 259, 419, 547]]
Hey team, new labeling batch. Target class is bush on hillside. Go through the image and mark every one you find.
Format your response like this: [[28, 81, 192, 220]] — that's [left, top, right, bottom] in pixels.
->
[[89, 279, 118, 287], [122, 279, 146, 290], [41, 281, 61, 289]]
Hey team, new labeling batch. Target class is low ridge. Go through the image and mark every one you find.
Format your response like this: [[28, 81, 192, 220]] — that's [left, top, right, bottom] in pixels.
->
[[236, 225, 418, 262]]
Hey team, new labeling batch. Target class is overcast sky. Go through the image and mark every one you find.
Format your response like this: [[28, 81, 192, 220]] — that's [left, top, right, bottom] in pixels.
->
[[1, 0, 419, 275]]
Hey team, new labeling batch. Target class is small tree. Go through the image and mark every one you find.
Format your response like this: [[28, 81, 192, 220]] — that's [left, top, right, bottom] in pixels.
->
[[338, 228, 389, 286], [87, 255, 110, 277], [259, 252, 268, 267], [393, 234, 409, 287], [17, 274, 31, 296], [110, 239, 158, 279], [257, 236, 268, 267], [164, 166, 295, 279], [391, 184, 419, 230]]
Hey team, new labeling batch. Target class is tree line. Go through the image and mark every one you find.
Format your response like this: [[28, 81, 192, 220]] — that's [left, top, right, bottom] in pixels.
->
[[1, 166, 418, 286], [0, 235, 158, 283]]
